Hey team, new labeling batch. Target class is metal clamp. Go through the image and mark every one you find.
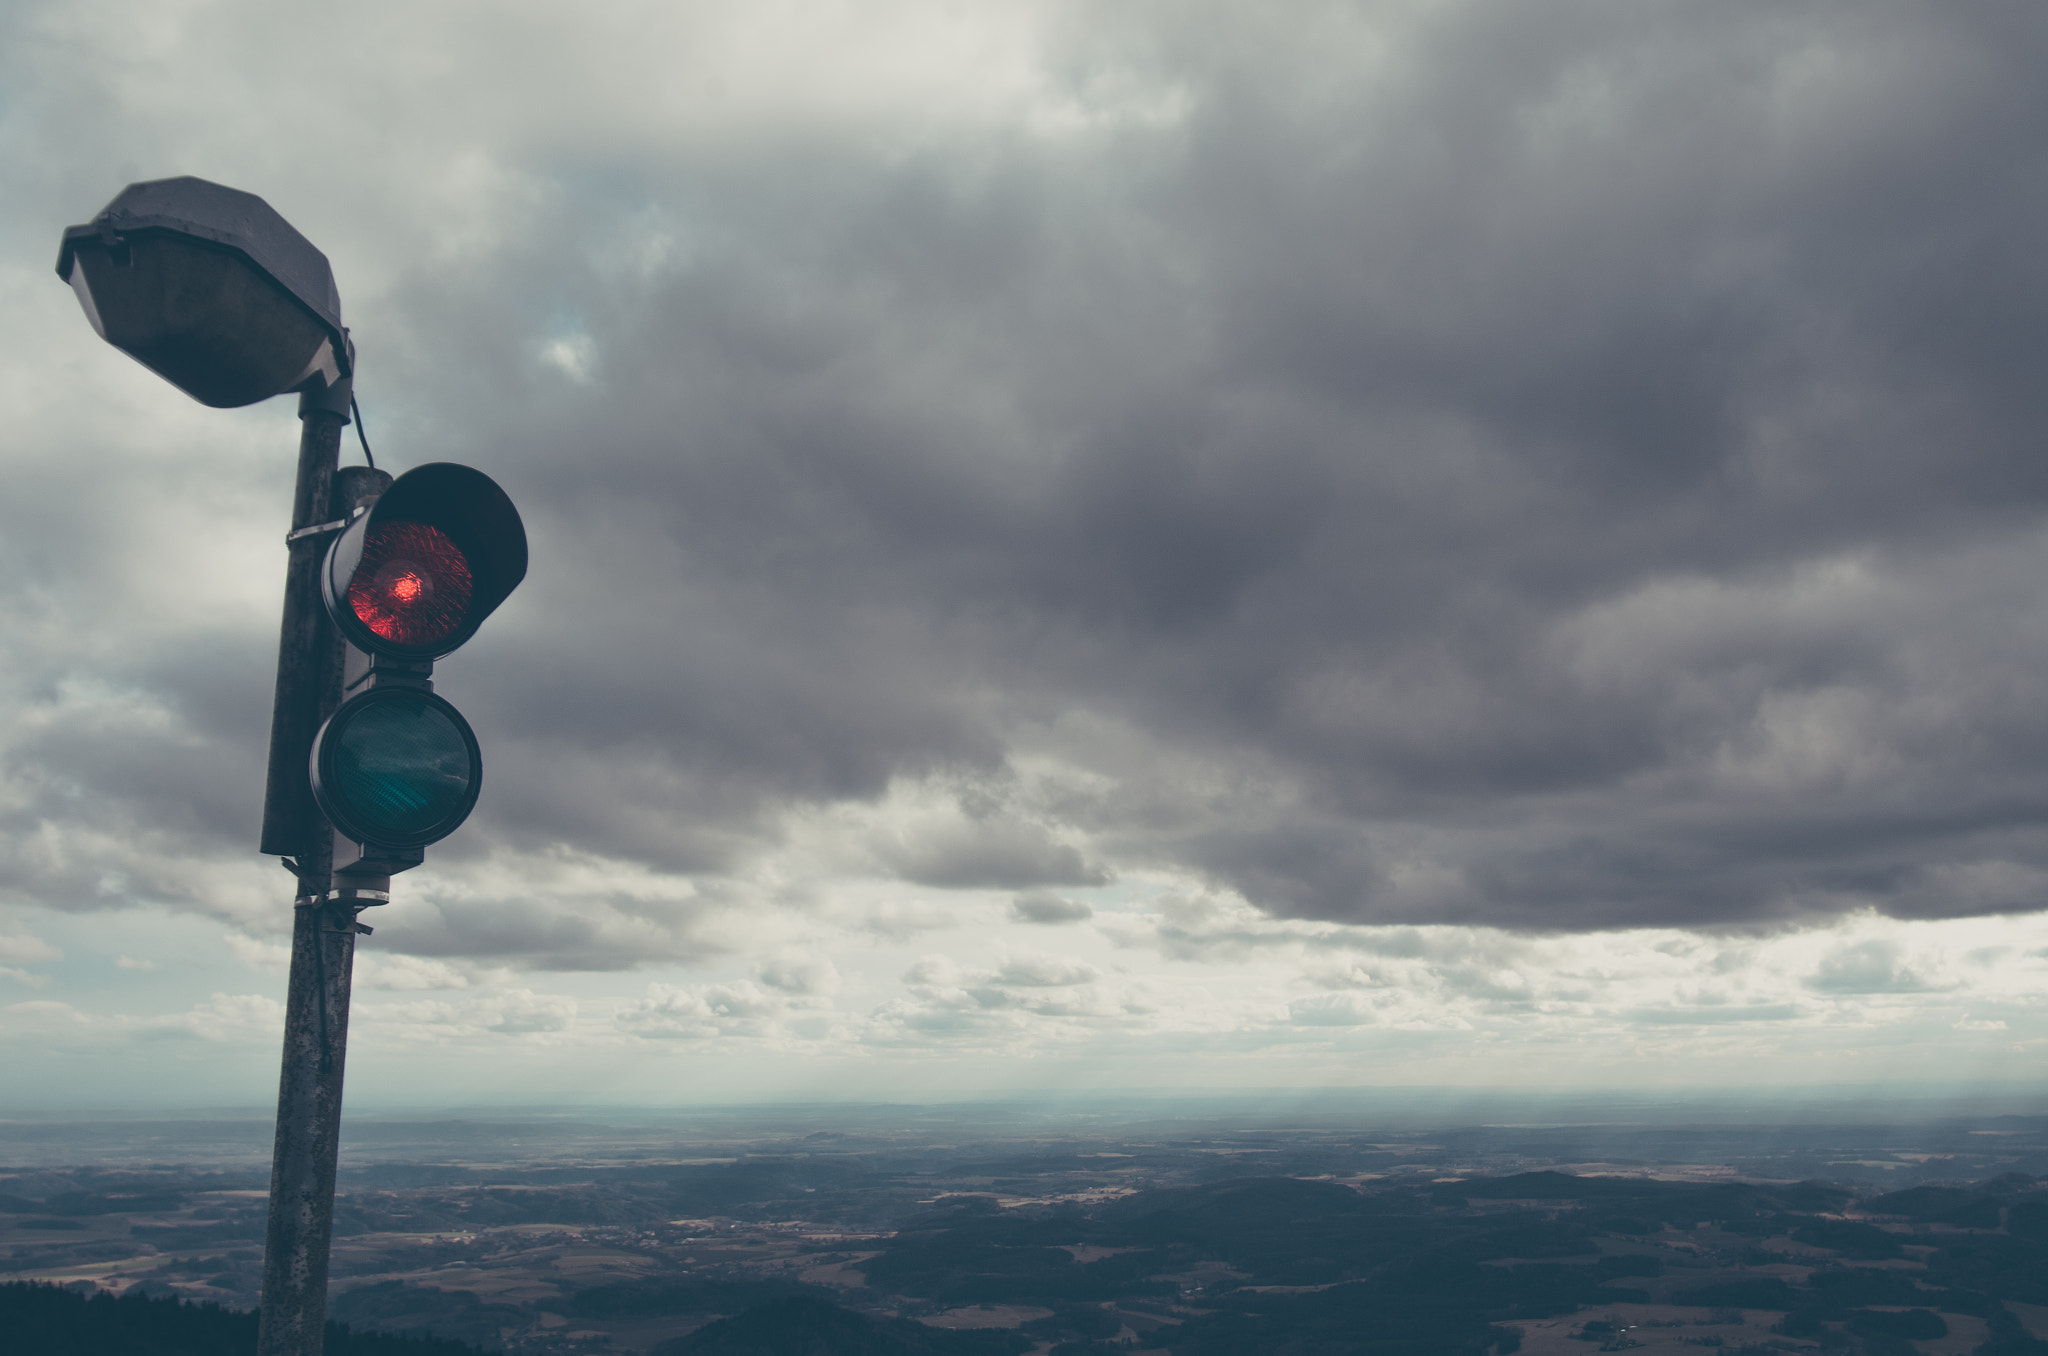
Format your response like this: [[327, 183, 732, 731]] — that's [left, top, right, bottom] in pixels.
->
[[294, 889, 388, 906], [285, 504, 364, 545], [294, 890, 382, 935], [285, 516, 352, 545]]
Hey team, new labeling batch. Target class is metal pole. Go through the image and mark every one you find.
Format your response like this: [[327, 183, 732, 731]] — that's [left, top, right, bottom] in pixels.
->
[[256, 870, 354, 1356], [260, 387, 345, 861], [257, 385, 388, 1356]]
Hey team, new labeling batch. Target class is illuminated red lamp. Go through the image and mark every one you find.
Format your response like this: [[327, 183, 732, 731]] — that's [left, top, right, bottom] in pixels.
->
[[321, 463, 526, 662], [346, 521, 475, 650]]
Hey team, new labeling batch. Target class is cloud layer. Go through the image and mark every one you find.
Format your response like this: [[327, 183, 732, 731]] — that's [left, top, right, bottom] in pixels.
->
[[6, 0, 2048, 994], [6, 901, 2041, 1106]]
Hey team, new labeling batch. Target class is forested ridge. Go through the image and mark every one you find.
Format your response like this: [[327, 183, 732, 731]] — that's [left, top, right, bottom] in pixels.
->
[[0, 1280, 490, 1356]]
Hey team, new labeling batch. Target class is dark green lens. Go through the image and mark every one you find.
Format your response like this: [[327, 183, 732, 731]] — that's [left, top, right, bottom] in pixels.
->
[[327, 695, 476, 840]]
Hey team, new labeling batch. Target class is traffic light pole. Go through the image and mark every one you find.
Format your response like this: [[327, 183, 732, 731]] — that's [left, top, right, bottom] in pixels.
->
[[257, 870, 356, 1356], [55, 177, 515, 1356], [257, 386, 389, 1356]]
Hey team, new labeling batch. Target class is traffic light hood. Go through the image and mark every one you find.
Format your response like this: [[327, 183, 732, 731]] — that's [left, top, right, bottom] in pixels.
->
[[57, 176, 350, 408], [323, 463, 529, 662]]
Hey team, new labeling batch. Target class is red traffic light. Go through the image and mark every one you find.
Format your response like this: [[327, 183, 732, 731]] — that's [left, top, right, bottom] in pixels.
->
[[322, 463, 526, 661], [347, 521, 475, 650]]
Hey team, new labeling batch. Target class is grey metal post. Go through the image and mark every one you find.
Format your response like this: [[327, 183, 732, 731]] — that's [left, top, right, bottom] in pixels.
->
[[257, 386, 389, 1356]]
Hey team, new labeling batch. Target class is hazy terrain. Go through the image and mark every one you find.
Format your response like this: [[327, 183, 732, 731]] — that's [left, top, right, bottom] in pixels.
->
[[4, 1092, 2046, 1354]]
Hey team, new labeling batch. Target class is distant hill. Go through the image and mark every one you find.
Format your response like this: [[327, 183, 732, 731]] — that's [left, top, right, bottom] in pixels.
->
[[0, 1281, 493, 1356]]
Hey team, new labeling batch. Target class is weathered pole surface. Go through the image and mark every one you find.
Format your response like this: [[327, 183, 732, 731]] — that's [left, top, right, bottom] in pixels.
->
[[256, 866, 355, 1356], [261, 392, 344, 862], [256, 389, 386, 1356]]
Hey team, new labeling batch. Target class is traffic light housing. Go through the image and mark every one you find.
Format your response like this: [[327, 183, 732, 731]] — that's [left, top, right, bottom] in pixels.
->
[[312, 463, 526, 880], [322, 463, 527, 662], [310, 686, 483, 854]]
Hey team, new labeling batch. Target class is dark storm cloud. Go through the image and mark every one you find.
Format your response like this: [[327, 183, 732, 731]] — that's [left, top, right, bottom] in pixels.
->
[[13, 0, 2048, 941], [0, 424, 287, 916], [1011, 893, 1094, 925], [878, 815, 1109, 891], [403, 2, 2048, 930]]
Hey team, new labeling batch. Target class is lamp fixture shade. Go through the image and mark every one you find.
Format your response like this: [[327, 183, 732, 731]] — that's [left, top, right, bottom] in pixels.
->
[[57, 177, 349, 408]]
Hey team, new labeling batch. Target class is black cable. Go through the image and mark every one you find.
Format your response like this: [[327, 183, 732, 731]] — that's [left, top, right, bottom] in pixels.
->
[[350, 393, 376, 469]]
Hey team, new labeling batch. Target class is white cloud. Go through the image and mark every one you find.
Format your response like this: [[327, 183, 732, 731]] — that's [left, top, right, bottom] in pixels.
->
[[618, 979, 810, 1041], [355, 953, 487, 991], [1807, 939, 1951, 995], [993, 954, 1099, 988], [854, 900, 963, 941], [0, 932, 61, 963], [484, 989, 578, 1034], [138, 992, 284, 1041], [358, 988, 578, 1040], [756, 953, 840, 997], [225, 933, 291, 974], [1289, 993, 1378, 1027], [540, 332, 597, 384]]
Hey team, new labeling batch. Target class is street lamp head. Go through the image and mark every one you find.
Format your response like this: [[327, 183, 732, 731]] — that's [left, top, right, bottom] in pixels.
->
[[56, 176, 350, 409]]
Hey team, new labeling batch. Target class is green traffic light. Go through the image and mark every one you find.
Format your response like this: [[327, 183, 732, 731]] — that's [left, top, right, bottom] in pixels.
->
[[311, 687, 481, 848]]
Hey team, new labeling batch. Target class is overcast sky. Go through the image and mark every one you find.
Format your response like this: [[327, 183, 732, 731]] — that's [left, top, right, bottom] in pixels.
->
[[2, 0, 2047, 1108]]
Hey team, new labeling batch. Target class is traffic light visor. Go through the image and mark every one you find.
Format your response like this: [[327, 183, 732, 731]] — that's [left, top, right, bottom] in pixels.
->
[[323, 463, 527, 660], [310, 687, 482, 848]]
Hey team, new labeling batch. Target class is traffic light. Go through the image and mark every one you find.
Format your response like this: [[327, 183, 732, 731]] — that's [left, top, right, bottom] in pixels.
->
[[59, 174, 532, 1352], [321, 462, 527, 661], [311, 463, 526, 881]]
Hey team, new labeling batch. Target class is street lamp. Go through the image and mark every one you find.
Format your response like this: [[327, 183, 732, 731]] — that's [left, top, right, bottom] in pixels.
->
[[58, 176, 351, 408], [57, 176, 524, 1356], [60, 174, 364, 1356]]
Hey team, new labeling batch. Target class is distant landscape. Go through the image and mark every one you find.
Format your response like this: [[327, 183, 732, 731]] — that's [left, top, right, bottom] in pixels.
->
[[4, 1096, 2046, 1354]]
